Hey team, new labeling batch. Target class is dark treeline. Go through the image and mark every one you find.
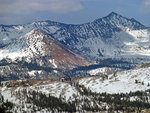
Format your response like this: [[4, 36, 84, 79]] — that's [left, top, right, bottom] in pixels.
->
[[12, 83, 150, 112]]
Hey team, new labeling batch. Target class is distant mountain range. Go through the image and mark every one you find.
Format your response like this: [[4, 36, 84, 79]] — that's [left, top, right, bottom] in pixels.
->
[[0, 12, 150, 62], [0, 12, 150, 80], [1, 12, 150, 112]]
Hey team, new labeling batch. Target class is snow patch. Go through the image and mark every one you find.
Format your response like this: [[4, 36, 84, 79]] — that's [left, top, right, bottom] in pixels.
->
[[79, 67, 150, 94], [49, 59, 57, 68]]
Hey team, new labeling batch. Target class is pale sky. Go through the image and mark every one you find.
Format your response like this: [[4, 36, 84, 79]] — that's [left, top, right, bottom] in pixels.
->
[[0, 0, 150, 26]]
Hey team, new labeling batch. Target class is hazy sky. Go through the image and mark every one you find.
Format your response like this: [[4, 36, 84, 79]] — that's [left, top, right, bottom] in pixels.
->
[[0, 0, 150, 26]]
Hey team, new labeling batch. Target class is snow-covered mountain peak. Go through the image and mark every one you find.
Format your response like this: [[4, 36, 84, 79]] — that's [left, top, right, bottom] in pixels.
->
[[22, 29, 46, 39], [95, 12, 146, 30], [107, 11, 120, 17], [0, 29, 91, 71]]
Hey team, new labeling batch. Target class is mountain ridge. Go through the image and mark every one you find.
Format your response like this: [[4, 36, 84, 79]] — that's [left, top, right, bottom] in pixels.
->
[[0, 12, 148, 28]]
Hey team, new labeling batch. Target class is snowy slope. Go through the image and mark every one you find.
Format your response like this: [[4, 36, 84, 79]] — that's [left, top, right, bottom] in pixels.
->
[[1, 65, 150, 112], [0, 79, 79, 112], [0, 29, 45, 61], [79, 66, 150, 94], [29, 82, 78, 101], [1, 66, 150, 112], [1, 80, 78, 102], [88, 67, 119, 76], [2, 65, 150, 101]]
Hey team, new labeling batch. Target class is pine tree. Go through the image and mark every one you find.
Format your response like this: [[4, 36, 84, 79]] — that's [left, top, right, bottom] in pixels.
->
[[148, 82, 150, 86]]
